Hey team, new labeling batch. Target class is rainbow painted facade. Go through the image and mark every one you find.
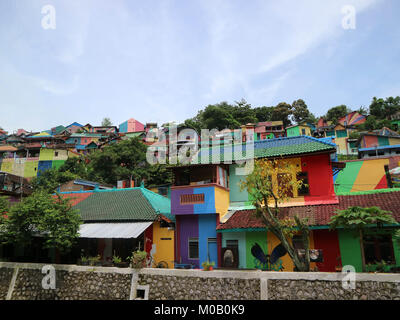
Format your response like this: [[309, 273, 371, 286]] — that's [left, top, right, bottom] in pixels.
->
[[0, 148, 78, 179], [170, 136, 341, 269]]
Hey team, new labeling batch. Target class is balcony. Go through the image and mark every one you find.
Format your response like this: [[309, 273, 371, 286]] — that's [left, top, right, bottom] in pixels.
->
[[171, 164, 230, 216]]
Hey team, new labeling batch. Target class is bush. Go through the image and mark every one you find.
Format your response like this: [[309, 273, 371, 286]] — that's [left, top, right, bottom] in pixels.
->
[[128, 250, 148, 269]]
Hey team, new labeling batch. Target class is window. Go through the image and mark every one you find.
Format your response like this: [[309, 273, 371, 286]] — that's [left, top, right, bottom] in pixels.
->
[[301, 128, 306, 135], [180, 193, 205, 205], [226, 240, 238, 249], [188, 238, 199, 259], [277, 173, 293, 197], [363, 234, 396, 265], [296, 172, 310, 196]]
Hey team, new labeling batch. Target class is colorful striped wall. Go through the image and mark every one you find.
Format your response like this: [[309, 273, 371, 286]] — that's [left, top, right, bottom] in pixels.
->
[[175, 214, 219, 268], [361, 135, 400, 148], [335, 156, 400, 193], [0, 148, 74, 178], [229, 154, 336, 207], [221, 230, 332, 271]]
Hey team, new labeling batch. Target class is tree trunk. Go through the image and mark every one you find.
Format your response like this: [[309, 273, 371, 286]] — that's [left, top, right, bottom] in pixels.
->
[[359, 229, 366, 272]]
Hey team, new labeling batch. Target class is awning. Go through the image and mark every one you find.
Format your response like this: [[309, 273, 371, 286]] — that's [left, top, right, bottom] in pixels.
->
[[78, 222, 152, 239]]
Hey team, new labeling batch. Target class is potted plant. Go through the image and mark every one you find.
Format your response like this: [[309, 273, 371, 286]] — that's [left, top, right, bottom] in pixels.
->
[[201, 261, 215, 271], [79, 255, 89, 266], [113, 255, 129, 268], [88, 255, 102, 266], [128, 250, 148, 269]]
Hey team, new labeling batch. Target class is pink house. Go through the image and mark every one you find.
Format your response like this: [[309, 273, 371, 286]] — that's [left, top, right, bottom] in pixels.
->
[[119, 118, 145, 133]]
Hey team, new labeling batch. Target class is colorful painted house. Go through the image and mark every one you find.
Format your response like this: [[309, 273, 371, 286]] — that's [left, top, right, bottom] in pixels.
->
[[334, 155, 400, 193], [119, 118, 145, 133], [391, 112, 400, 131], [286, 122, 315, 137], [0, 147, 78, 179], [170, 135, 339, 269], [338, 111, 367, 127], [254, 121, 285, 140], [60, 187, 175, 267], [217, 189, 400, 272], [64, 122, 84, 134], [357, 128, 400, 159]]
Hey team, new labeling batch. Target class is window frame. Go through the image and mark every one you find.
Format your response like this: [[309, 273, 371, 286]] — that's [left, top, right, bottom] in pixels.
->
[[188, 237, 199, 260]]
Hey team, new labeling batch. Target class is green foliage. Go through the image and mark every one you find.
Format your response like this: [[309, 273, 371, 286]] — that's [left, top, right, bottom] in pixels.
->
[[0, 196, 9, 216], [326, 105, 351, 123], [271, 102, 293, 127], [128, 250, 148, 269], [101, 117, 113, 126], [86, 137, 148, 185], [348, 131, 360, 140], [145, 163, 173, 187], [88, 255, 101, 266], [58, 157, 90, 178], [337, 154, 358, 161], [181, 99, 297, 131], [31, 168, 77, 193], [329, 206, 398, 230], [112, 255, 122, 264], [292, 99, 315, 124], [240, 159, 311, 271], [369, 96, 400, 120], [0, 192, 82, 252], [254, 106, 275, 122], [201, 260, 215, 270]]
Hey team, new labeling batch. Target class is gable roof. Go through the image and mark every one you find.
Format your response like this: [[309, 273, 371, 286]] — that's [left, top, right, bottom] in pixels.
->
[[64, 187, 172, 222], [217, 189, 400, 231]]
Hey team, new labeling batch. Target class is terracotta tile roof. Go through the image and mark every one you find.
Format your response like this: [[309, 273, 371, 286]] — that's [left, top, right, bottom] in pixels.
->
[[56, 192, 94, 206], [0, 145, 18, 152], [217, 190, 400, 230]]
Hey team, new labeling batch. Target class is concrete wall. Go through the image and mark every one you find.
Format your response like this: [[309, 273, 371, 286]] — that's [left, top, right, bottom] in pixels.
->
[[0, 262, 399, 300]]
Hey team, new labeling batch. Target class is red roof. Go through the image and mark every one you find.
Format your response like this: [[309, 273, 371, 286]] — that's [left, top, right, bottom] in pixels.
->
[[56, 192, 93, 206], [217, 191, 400, 230]]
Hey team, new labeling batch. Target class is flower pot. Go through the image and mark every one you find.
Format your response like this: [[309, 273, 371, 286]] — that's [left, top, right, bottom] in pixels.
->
[[115, 262, 129, 268]]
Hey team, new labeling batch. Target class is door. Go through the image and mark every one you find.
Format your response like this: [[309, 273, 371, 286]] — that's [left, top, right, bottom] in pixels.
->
[[207, 238, 218, 267]]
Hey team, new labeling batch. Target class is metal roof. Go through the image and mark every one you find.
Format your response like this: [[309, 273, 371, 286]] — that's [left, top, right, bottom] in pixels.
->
[[78, 222, 152, 238]]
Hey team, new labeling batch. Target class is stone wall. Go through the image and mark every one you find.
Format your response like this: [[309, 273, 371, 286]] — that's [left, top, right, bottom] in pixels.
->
[[0, 262, 399, 300], [0, 267, 13, 300], [268, 279, 400, 300], [138, 273, 260, 300]]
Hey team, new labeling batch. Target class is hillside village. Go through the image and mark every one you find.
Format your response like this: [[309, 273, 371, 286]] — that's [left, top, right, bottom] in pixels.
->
[[1, 98, 400, 277]]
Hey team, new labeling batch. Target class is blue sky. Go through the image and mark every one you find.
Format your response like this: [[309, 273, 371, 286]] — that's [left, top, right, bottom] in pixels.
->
[[1, 0, 399, 133]]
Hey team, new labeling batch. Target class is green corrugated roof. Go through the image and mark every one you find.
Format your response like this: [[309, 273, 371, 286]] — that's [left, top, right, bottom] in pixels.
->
[[140, 188, 174, 221], [125, 132, 145, 138], [72, 188, 172, 222], [188, 136, 335, 164]]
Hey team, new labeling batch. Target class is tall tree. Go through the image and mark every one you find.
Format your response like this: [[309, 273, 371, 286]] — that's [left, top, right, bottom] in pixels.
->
[[241, 159, 311, 271], [0, 192, 82, 253], [31, 168, 77, 194], [272, 102, 293, 127], [329, 206, 398, 272], [326, 105, 351, 123], [86, 137, 148, 186], [291, 99, 314, 124], [254, 106, 275, 122], [101, 117, 113, 126], [199, 102, 242, 130], [369, 96, 400, 120]]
